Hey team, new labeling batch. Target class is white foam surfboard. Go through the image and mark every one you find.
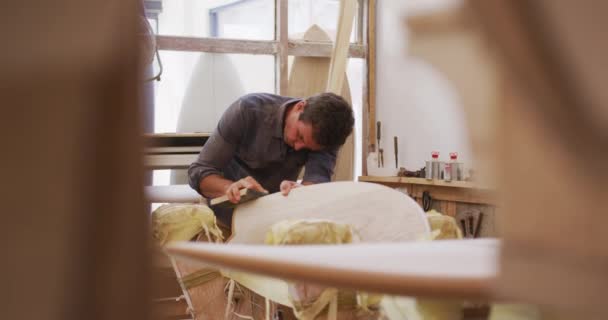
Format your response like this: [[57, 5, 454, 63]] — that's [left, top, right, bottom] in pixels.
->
[[228, 181, 429, 244], [167, 239, 499, 299], [171, 53, 246, 184]]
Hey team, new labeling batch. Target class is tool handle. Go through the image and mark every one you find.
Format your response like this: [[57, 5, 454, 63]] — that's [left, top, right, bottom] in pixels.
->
[[376, 121, 381, 142], [394, 136, 398, 168]]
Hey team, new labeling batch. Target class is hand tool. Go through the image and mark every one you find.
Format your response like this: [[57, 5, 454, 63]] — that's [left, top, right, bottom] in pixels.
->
[[468, 215, 474, 237], [376, 121, 381, 167], [210, 188, 269, 210], [394, 136, 398, 169], [474, 212, 484, 238], [459, 218, 467, 236]]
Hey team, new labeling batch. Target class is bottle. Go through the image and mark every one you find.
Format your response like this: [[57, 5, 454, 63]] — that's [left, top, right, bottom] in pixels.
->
[[431, 151, 440, 180], [450, 152, 464, 181], [444, 152, 458, 182]]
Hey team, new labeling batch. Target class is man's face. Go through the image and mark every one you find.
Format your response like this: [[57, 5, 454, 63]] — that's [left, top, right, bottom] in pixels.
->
[[284, 102, 322, 151], [286, 120, 322, 151]]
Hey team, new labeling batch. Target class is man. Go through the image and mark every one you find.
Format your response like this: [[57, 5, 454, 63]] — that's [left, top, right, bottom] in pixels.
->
[[188, 92, 354, 223]]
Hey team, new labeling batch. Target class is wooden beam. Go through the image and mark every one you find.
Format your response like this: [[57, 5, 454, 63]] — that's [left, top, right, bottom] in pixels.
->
[[361, 0, 370, 175], [275, 0, 288, 94], [289, 41, 366, 58], [327, 0, 358, 93], [156, 35, 366, 58], [157, 36, 278, 55], [367, 0, 377, 152], [356, 0, 365, 44]]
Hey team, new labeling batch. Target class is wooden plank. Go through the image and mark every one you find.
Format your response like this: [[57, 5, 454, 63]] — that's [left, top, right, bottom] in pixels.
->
[[157, 35, 366, 58], [327, 0, 357, 93], [359, 176, 492, 190], [289, 41, 366, 58], [327, 0, 357, 181], [367, 0, 377, 153], [360, 0, 371, 176], [446, 201, 457, 217], [145, 146, 202, 154], [356, 0, 365, 44], [275, 0, 288, 94], [167, 240, 499, 300], [157, 35, 278, 55], [144, 132, 212, 138]]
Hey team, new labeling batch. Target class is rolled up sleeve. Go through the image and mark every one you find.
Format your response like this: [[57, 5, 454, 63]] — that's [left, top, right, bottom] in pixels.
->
[[302, 147, 337, 183], [188, 99, 246, 194]]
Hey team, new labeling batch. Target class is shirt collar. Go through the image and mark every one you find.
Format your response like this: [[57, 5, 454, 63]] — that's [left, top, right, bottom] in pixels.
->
[[273, 98, 302, 139]]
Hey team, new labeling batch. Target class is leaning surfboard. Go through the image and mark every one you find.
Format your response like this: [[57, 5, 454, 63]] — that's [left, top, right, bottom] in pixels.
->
[[287, 25, 355, 182]]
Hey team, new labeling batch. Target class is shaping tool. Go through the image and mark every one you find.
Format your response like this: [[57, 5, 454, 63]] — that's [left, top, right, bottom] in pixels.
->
[[394, 136, 398, 169], [376, 121, 381, 167]]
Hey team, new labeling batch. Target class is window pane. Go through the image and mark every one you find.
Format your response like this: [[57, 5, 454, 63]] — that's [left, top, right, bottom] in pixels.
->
[[152, 51, 275, 134], [288, 0, 358, 43], [154, 0, 275, 40]]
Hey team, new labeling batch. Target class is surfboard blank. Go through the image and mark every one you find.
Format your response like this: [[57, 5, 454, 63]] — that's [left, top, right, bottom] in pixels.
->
[[167, 239, 498, 299]]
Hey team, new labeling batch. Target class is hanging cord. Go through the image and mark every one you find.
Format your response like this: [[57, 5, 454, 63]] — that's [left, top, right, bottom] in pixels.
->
[[144, 48, 163, 82], [139, 15, 163, 82]]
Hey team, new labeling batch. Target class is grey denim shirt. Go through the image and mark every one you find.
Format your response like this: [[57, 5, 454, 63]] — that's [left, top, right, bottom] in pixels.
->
[[188, 93, 337, 199]]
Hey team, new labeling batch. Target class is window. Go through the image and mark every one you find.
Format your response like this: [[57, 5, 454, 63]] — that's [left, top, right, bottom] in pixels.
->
[[144, 0, 372, 186], [154, 0, 275, 39], [288, 0, 359, 42], [152, 51, 275, 133]]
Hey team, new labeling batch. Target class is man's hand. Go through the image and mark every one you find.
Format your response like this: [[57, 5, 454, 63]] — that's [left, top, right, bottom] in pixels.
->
[[280, 180, 303, 196], [225, 176, 268, 203]]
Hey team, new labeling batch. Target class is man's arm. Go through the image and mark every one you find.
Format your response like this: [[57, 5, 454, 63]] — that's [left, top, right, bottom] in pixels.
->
[[280, 148, 337, 196], [188, 99, 266, 203], [302, 148, 337, 183]]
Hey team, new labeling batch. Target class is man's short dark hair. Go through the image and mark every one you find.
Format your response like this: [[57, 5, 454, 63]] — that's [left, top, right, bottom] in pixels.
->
[[299, 92, 354, 149]]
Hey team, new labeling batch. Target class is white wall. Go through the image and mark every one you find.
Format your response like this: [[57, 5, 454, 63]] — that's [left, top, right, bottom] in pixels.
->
[[375, 0, 473, 172]]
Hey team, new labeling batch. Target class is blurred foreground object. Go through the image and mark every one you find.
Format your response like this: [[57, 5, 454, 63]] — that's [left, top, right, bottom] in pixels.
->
[[0, 1, 146, 320], [471, 1, 608, 318]]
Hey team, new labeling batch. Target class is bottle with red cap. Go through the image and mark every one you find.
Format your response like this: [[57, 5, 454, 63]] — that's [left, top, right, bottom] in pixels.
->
[[432, 151, 441, 180], [425, 151, 440, 180], [444, 152, 462, 182]]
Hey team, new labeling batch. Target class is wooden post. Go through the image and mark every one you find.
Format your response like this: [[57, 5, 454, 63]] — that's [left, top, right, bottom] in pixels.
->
[[275, 0, 288, 95], [366, 0, 377, 173]]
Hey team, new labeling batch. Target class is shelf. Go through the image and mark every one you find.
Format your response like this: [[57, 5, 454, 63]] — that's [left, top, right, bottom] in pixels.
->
[[359, 176, 496, 206], [358, 176, 492, 190], [144, 154, 198, 169]]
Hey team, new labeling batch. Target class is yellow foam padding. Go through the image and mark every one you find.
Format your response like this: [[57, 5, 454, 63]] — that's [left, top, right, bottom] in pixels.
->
[[489, 304, 542, 320], [382, 296, 463, 320], [426, 210, 463, 240], [265, 219, 358, 245], [151, 203, 223, 246]]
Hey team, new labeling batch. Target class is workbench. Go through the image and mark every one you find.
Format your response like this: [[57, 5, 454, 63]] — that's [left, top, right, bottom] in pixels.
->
[[359, 176, 498, 237]]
